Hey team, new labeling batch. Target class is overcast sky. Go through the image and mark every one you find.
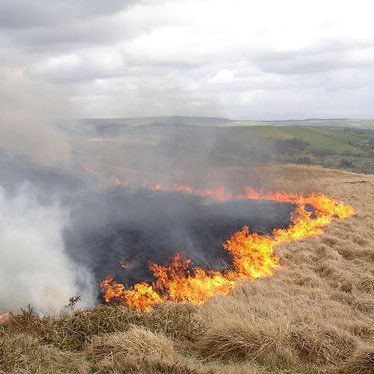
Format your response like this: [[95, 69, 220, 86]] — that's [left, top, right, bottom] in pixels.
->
[[1, 0, 374, 119]]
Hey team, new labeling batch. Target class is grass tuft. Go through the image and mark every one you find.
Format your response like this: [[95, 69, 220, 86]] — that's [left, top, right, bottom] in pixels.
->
[[337, 347, 374, 374]]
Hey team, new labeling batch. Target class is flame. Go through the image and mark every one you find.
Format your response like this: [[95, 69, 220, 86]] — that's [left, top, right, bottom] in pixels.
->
[[101, 183, 354, 311], [141, 180, 162, 190], [174, 183, 232, 201]]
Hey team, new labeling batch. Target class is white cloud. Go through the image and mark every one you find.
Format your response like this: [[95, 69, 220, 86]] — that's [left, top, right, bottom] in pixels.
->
[[209, 70, 237, 84]]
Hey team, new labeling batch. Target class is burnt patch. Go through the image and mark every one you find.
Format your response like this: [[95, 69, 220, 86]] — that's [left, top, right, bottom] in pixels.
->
[[64, 189, 294, 289]]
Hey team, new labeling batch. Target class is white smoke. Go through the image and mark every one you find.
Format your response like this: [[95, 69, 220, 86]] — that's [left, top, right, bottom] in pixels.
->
[[0, 184, 95, 315]]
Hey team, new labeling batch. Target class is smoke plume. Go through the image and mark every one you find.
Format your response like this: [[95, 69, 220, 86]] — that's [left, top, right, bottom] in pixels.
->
[[0, 184, 95, 314]]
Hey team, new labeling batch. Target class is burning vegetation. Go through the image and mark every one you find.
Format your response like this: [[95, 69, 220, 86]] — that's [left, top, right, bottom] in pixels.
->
[[101, 183, 354, 311], [1, 165, 372, 374]]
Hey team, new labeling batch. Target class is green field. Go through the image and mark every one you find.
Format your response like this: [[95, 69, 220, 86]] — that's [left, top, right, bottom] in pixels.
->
[[243, 125, 374, 173]]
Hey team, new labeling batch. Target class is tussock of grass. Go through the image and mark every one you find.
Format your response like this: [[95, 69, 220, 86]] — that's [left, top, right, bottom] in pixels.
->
[[290, 324, 357, 364], [347, 322, 374, 340], [1, 165, 374, 373], [85, 326, 179, 372], [145, 302, 206, 342], [4, 304, 140, 351], [336, 347, 374, 374], [0, 332, 88, 374], [357, 276, 374, 293], [3, 302, 204, 352], [114, 359, 200, 374], [203, 363, 266, 374], [195, 319, 283, 361]]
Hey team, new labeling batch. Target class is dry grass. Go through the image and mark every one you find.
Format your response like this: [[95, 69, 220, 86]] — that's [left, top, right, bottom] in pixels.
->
[[85, 326, 179, 372], [1, 164, 373, 373], [336, 347, 374, 374], [0, 332, 89, 373]]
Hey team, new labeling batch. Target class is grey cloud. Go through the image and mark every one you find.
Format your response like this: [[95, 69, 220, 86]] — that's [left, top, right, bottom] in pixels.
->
[[1, 0, 374, 119], [0, 0, 139, 54], [253, 43, 374, 75], [5, 16, 130, 53], [0, 0, 134, 29]]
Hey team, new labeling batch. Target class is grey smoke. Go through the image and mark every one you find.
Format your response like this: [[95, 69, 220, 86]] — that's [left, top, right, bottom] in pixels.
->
[[0, 67, 72, 166]]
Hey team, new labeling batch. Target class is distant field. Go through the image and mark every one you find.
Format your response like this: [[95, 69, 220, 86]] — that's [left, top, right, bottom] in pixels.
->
[[250, 125, 374, 174], [225, 118, 374, 129]]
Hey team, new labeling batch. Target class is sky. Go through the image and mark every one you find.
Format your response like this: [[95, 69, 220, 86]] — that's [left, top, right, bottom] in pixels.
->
[[1, 0, 374, 120]]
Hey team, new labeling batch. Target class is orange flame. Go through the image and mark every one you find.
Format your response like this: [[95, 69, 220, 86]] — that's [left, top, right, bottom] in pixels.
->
[[174, 183, 232, 201], [101, 184, 354, 311]]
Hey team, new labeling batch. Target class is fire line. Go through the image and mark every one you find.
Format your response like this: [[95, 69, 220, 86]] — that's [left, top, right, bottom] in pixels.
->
[[101, 182, 354, 311]]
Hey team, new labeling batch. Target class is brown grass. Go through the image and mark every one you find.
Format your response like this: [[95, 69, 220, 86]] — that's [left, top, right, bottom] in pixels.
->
[[336, 347, 374, 374], [0, 332, 89, 373], [85, 326, 180, 372], [1, 164, 373, 373]]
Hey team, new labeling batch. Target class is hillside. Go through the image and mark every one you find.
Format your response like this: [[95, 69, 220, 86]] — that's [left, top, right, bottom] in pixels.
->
[[251, 125, 374, 173], [1, 164, 373, 373]]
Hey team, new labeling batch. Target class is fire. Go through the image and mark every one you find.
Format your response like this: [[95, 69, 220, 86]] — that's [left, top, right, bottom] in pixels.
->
[[101, 277, 163, 311], [141, 180, 162, 190], [101, 183, 354, 311], [150, 254, 235, 305], [224, 227, 278, 279], [174, 183, 232, 201]]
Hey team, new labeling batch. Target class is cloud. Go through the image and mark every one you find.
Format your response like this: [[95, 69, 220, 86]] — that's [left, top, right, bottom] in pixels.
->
[[0, 0, 133, 29], [253, 44, 374, 75], [28, 49, 126, 82], [1, 0, 374, 118], [208, 70, 237, 84]]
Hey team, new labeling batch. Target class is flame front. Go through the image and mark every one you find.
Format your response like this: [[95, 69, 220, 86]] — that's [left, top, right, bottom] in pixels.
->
[[101, 184, 354, 311]]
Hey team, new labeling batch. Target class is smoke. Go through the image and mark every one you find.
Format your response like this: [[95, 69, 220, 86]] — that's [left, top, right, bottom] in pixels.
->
[[0, 67, 72, 166], [0, 184, 95, 314], [0, 63, 283, 313]]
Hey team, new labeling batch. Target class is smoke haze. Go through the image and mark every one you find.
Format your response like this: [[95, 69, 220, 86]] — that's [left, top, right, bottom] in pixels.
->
[[0, 67, 72, 166]]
